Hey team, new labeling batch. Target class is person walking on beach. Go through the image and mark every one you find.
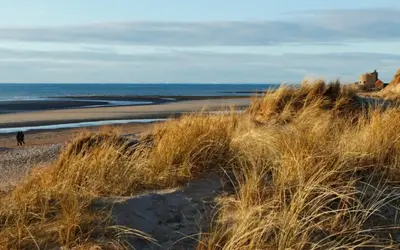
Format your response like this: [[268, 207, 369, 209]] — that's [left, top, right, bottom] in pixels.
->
[[16, 131, 25, 146]]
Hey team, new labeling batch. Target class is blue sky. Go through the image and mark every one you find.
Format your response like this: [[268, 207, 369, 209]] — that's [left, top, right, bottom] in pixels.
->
[[0, 0, 399, 83]]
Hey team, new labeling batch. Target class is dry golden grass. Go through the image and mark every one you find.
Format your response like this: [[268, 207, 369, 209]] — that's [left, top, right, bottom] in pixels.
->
[[248, 80, 361, 125], [0, 115, 238, 249], [198, 82, 400, 249], [2, 80, 400, 249], [365, 69, 400, 101]]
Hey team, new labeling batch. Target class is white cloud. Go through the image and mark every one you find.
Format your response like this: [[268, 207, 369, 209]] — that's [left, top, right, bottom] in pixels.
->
[[0, 8, 399, 82], [0, 47, 398, 83], [0, 8, 399, 46]]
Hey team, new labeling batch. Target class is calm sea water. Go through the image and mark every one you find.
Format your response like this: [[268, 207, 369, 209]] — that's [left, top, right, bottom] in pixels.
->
[[0, 83, 278, 101]]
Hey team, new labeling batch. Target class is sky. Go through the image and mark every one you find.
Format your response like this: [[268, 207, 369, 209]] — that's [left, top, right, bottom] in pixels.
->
[[0, 0, 399, 83]]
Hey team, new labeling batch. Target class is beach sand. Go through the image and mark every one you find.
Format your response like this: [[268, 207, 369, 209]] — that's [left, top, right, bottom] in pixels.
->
[[0, 98, 249, 128], [0, 122, 157, 191], [0, 97, 250, 191]]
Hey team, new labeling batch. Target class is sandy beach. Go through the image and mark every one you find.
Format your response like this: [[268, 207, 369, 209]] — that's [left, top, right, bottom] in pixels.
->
[[0, 122, 160, 190], [0, 97, 249, 128], [0, 96, 250, 191]]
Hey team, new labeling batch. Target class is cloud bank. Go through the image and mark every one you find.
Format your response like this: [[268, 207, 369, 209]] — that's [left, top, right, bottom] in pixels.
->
[[0, 8, 399, 82], [1, 9, 400, 46], [0, 47, 398, 83]]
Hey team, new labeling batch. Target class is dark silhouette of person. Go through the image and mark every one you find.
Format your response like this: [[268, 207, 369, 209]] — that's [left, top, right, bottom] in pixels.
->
[[16, 131, 25, 146]]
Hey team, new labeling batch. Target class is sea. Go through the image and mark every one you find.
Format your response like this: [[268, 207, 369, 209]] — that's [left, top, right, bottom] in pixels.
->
[[0, 83, 278, 101]]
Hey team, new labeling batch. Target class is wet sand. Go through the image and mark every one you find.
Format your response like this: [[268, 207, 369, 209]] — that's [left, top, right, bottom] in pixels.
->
[[0, 98, 250, 128], [0, 122, 157, 148], [0, 95, 250, 115], [51, 94, 250, 101], [0, 100, 109, 114]]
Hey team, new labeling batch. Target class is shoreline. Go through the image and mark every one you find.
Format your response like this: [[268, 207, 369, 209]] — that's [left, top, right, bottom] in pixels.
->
[[0, 113, 176, 129], [0, 122, 157, 148], [0, 95, 252, 115], [0, 100, 110, 114], [0, 96, 251, 190], [48, 94, 252, 101], [0, 97, 250, 128], [0, 118, 167, 134]]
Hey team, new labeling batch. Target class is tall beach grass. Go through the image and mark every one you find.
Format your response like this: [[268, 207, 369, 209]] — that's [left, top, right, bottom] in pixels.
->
[[1, 80, 400, 249]]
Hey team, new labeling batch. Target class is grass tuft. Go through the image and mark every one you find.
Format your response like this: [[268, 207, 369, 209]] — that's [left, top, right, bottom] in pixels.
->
[[2, 80, 400, 249]]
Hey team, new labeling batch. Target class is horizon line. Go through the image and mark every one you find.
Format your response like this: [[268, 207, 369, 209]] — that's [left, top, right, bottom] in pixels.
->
[[0, 82, 283, 85]]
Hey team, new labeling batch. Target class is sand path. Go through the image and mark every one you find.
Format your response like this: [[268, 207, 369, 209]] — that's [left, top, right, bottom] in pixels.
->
[[96, 175, 232, 249]]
